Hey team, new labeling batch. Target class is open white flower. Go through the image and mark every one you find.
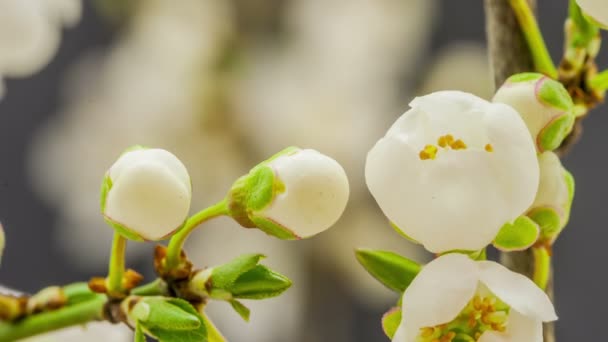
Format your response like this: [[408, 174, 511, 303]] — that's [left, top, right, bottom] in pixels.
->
[[228, 147, 349, 240], [576, 0, 608, 28], [366, 91, 539, 253], [393, 253, 557, 342], [102, 147, 192, 241]]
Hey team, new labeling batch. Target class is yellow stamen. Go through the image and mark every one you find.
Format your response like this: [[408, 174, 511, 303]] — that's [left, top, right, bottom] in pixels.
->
[[449, 139, 467, 150], [419, 145, 438, 160], [437, 134, 455, 148], [485, 143, 494, 152]]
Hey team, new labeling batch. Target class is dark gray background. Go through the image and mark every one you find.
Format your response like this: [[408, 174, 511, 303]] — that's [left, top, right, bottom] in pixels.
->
[[0, 1, 606, 341]]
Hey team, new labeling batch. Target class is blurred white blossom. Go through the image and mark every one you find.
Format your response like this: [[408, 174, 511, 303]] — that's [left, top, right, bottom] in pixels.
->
[[0, 0, 81, 95], [20, 322, 131, 342]]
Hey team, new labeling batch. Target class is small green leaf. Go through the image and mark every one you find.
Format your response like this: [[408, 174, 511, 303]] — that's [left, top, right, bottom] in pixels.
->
[[382, 307, 402, 339], [144, 298, 208, 342], [355, 249, 421, 293], [211, 254, 266, 290], [229, 299, 250, 322], [141, 298, 201, 331], [493, 216, 540, 252], [135, 322, 146, 342], [229, 265, 292, 299]]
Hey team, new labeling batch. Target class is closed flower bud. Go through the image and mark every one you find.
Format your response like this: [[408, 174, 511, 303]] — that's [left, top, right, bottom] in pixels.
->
[[101, 147, 192, 241], [576, 0, 608, 28], [493, 73, 575, 152], [228, 147, 349, 240], [527, 152, 575, 243], [366, 91, 539, 253]]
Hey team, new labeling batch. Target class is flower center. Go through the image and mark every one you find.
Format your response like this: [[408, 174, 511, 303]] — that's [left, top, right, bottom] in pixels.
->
[[416, 294, 510, 342], [418, 134, 493, 161]]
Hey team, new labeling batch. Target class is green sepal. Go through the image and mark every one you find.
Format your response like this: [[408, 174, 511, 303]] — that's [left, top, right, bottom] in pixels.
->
[[389, 222, 419, 244], [100, 175, 112, 213], [211, 254, 266, 291], [528, 208, 561, 239], [507, 72, 544, 83], [135, 322, 146, 342], [143, 298, 208, 342], [104, 216, 145, 242], [250, 215, 299, 240], [537, 78, 574, 112], [382, 307, 402, 339], [493, 216, 540, 252], [229, 299, 250, 322], [538, 112, 575, 152], [229, 265, 292, 300], [355, 249, 421, 293]]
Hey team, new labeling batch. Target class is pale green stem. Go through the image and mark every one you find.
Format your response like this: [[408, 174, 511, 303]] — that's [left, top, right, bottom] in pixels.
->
[[202, 311, 227, 342], [108, 232, 127, 294], [0, 294, 107, 342], [533, 246, 551, 290], [131, 279, 168, 296], [508, 0, 558, 78], [165, 200, 229, 270], [589, 70, 608, 91]]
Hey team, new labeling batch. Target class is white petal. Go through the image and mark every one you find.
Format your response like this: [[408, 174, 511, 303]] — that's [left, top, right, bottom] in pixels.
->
[[366, 91, 538, 253], [261, 149, 349, 238], [396, 254, 479, 341], [478, 261, 557, 322], [478, 310, 543, 342], [576, 0, 608, 27], [20, 321, 132, 342], [105, 149, 192, 240]]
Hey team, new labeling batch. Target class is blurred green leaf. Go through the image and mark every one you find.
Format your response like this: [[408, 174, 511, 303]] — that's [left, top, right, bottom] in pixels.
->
[[229, 300, 250, 322], [229, 265, 292, 299], [143, 298, 207, 342], [355, 249, 421, 293], [212, 254, 265, 290]]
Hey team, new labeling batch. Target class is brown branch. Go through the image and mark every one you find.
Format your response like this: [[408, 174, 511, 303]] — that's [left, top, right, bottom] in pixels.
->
[[484, 1, 555, 341]]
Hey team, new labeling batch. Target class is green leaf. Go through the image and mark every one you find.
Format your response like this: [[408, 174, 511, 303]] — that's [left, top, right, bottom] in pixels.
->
[[355, 249, 421, 293], [211, 254, 266, 290], [229, 265, 292, 299], [382, 307, 402, 339], [493, 216, 540, 252], [135, 322, 146, 342], [229, 299, 250, 322], [144, 298, 207, 342], [140, 298, 201, 331]]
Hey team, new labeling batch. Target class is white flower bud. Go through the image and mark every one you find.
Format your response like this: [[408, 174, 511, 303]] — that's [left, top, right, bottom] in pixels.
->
[[228, 147, 349, 239], [101, 147, 192, 241], [493, 73, 575, 152], [527, 152, 574, 243], [366, 91, 539, 253], [576, 0, 608, 28]]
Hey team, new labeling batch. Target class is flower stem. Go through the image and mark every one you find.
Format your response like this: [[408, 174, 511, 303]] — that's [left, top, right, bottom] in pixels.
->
[[589, 70, 608, 91], [0, 294, 106, 342], [533, 246, 551, 290], [107, 232, 127, 295], [165, 200, 229, 270], [202, 310, 227, 342], [131, 279, 168, 296], [508, 0, 558, 78]]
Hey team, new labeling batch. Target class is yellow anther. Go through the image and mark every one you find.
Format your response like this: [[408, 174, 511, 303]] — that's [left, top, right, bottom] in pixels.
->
[[419, 144, 438, 160], [485, 143, 494, 152], [449, 139, 467, 150], [420, 328, 434, 337], [437, 134, 455, 148]]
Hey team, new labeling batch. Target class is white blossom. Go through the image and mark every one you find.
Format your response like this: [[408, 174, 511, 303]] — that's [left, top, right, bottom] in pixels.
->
[[576, 0, 608, 28], [393, 253, 557, 342], [20, 322, 131, 342], [366, 91, 539, 253], [0, 0, 81, 89], [102, 148, 192, 241]]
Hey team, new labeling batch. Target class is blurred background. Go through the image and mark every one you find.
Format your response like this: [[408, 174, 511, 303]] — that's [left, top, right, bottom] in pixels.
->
[[0, 0, 606, 341]]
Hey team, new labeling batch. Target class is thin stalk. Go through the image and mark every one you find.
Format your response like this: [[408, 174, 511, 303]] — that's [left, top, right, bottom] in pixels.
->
[[165, 200, 229, 269], [509, 0, 558, 78], [107, 232, 127, 294], [533, 246, 551, 290], [131, 279, 168, 296], [0, 295, 106, 342]]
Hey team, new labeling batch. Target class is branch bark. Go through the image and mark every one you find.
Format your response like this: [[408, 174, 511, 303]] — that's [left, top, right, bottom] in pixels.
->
[[484, 1, 556, 341]]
